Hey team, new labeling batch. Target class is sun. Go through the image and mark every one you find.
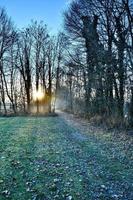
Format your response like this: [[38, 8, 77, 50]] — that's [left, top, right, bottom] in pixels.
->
[[33, 89, 44, 101]]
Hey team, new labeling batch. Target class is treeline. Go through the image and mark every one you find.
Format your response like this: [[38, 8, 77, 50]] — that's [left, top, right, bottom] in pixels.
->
[[0, 0, 133, 127], [0, 7, 66, 114], [61, 0, 133, 127]]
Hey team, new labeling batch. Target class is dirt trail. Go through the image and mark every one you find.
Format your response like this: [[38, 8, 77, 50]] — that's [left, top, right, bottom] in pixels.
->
[[58, 111, 103, 135]]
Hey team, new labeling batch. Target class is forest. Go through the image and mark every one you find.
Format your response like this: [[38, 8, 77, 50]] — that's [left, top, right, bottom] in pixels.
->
[[0, 1, 133, 200], [0, 0, 133, 127]]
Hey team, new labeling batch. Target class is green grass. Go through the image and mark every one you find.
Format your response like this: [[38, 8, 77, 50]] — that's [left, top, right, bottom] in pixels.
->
[[0, 117, 132, 200]]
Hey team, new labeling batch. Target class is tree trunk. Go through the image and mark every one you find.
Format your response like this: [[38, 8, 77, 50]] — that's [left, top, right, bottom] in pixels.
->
[[48, 60, 52, 113]]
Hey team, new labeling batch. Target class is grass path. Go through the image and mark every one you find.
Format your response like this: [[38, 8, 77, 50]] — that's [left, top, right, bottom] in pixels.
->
[[0, 116, 132, 200]]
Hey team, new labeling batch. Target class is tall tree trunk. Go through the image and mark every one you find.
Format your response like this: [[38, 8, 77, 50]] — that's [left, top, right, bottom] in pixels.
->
[[0, 72, 7, 114], [115, 16, 126, 118], [129, 87, 133, 126], [36, 60, 39, 113], [48, 60, 52, 113]]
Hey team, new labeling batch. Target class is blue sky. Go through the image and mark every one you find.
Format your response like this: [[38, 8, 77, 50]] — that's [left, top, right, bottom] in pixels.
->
[[0, 0, 71, 33]]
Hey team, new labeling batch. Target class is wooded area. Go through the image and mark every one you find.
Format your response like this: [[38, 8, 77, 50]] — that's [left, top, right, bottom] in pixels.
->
[[0, 0, 133, 127], [0, 1, 133, 199]]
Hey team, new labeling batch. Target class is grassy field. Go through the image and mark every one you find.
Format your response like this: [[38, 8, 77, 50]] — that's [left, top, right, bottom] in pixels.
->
[[0, 116, 132, 200]]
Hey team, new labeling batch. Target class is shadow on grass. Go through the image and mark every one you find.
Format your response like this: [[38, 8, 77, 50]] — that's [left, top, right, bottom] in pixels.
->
[[0, 112, 58, 118]]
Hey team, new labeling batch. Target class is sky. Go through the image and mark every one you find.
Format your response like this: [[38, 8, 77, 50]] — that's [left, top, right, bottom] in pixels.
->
[[0, 0, 71, 34]]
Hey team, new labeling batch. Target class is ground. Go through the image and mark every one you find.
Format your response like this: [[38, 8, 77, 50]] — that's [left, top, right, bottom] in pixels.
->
[[0, 114, 132, 200]]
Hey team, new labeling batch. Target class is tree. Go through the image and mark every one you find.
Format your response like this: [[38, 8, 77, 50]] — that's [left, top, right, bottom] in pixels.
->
[[0, 8, 17, 114], [17, 28, 32, 112], [63, 0, 133, 125]]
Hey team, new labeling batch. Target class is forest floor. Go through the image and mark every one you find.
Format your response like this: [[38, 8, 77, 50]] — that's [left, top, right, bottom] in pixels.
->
[[0, 114, 132, 200]]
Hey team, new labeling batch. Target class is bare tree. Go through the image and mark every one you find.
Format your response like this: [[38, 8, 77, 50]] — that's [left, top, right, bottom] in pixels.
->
[[0, 8, 17, 114]]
